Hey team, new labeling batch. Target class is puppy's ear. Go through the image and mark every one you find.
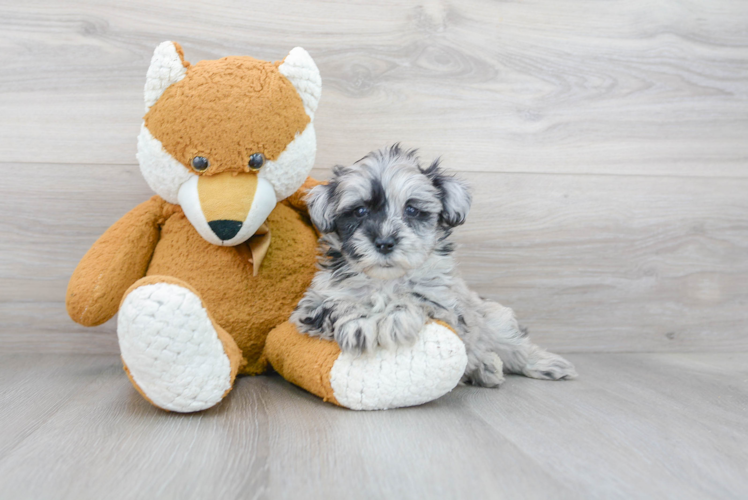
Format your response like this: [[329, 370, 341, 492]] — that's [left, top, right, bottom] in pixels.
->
[[305, 182, 338, 233], [424, 159, 472, 228]]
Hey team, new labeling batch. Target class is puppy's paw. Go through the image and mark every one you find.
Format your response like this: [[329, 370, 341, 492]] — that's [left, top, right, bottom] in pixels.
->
[[466, 352, 506, 388], [291, 293, 331, 337], [524, 351, 578, 380], [377, 304, 425, 350], [334, 316, 378, 354]]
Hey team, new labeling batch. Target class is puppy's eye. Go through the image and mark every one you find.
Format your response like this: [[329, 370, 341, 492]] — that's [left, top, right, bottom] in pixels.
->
[[404, 205, 420, 217], [248, 153, 265, 170], [353, 206, 369, 218], [191, 156, 209, 172]]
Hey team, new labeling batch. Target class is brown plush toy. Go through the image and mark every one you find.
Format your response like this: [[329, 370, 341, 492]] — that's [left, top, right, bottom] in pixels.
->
[[66, 42, 467, 412]]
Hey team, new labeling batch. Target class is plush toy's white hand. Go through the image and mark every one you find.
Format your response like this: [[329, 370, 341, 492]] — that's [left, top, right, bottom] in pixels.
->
[[329, 322, 467, 410], [267, 321, 467, 411]]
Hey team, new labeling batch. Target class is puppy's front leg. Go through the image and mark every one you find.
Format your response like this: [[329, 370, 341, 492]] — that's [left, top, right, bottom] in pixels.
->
[[376, 301, 427, 350], [291, 290, 336, 338], [334, 311, 379, 354], [292, 291, 379, 354]]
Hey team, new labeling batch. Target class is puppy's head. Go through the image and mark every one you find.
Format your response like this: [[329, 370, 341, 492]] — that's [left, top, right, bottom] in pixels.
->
[[307, 144, 471, 279]]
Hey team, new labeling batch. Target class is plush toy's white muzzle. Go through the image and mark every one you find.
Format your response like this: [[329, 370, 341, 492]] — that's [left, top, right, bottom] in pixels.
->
[[178, 173, 277, 246]]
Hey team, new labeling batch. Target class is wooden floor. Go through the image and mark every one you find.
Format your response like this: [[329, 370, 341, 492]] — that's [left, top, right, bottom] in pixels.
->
[[0, 352, 746, 499]]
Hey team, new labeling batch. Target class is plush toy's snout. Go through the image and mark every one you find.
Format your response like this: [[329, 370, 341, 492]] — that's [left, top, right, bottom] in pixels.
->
[[178, 171, 277, 246], [199, 172, 264, 241]]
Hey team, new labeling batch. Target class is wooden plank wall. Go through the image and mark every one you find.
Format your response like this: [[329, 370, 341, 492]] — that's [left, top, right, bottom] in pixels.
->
[[1, 0, 746, 353]]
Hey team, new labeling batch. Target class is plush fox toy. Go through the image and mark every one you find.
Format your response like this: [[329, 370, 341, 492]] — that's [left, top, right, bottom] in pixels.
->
[[66, 42, 467, 412]]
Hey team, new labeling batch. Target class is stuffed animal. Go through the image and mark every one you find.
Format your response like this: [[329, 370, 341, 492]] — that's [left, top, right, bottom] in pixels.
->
[[66, 42, 468, 412]]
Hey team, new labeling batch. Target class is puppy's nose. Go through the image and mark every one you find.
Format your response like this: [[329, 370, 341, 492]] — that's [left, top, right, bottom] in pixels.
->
[[374, 236, 396, 255]]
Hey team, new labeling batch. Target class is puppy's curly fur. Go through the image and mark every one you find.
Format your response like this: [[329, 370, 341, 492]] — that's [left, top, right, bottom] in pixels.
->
[[291, 145, 577, 386]]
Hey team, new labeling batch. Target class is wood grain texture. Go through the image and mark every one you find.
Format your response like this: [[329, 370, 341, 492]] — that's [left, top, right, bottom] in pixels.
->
[[1, 0, 747, 353], [458, 171, 748, 352], [2, 164, 746, 353], [0, 0, 746, 176], [0, 352, 746, 499], [2, 2, 746, 498]]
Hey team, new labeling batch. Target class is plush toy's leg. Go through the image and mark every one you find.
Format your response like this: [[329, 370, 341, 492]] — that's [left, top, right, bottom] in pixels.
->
[[117, 276, 245, 413], [265, 321, 467, 410]]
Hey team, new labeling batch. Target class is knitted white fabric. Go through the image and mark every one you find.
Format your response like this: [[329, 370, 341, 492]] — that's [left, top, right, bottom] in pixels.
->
[[329, 323, 468, 410], [118, 283, 232, 412], [144, 41, 187, 112], [278, 47, 322, 119]]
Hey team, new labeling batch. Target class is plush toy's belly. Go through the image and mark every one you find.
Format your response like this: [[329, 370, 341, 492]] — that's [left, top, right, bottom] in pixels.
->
[[146, 203, 319, 375]]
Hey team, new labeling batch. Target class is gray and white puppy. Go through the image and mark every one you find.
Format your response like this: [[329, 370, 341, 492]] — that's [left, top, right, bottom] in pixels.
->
[[291, 145, 577, 386]]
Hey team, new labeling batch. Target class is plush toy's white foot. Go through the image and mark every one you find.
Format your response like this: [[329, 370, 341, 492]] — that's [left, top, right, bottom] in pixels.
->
[[329, 322, 468, 410], [118, 281, 234, 412]]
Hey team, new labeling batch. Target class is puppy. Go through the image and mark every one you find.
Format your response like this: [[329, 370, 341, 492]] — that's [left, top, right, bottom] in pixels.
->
[[291, 145, 577, 386]]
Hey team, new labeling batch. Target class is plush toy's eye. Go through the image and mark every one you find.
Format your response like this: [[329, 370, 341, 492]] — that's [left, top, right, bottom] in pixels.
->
[[191, 156, 209, 172], [353, 206, 369, 218], [248, 153, 265, 170], [404, 205, 420, 217]]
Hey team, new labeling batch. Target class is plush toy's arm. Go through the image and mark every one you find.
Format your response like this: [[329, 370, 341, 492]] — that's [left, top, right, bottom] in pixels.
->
[[265, 320, 468, 410], [66, 196, 167, 327], [283, 176, 325, 213]]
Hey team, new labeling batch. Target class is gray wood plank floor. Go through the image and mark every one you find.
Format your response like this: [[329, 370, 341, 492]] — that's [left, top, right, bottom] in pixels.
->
[[0, 352, 746, 499]]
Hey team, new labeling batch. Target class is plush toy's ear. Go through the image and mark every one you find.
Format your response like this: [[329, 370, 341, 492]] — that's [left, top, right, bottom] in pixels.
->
[[423, 159, 472, 228], [279, 47, 322, 120], [144, 41, 189, 112], [305, 182, 337, 233]]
